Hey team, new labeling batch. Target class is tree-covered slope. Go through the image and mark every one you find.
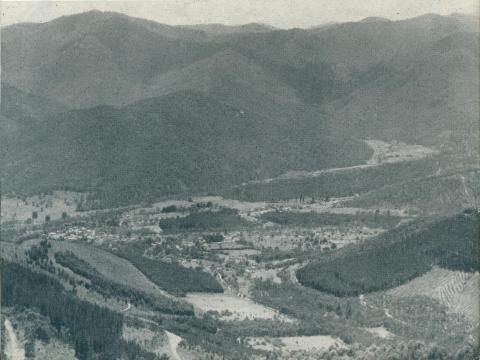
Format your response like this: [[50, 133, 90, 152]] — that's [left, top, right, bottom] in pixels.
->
[[2, 90, 371, 205], [297, 211, 479, 296], [2, 11, 478, 201]]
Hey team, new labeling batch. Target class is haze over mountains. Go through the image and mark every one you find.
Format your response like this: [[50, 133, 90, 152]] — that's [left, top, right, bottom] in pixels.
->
[[1, 10, 478, 204]]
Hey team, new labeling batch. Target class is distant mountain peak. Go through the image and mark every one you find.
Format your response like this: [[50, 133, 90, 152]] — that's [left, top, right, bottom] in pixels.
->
[[80, 9, 104, 15], [360, 17, 391, 23], [179, 22, 276, 35], [240, 22, 277, 31], [410, 13, 445, 22], [54, 8, 118, 21]]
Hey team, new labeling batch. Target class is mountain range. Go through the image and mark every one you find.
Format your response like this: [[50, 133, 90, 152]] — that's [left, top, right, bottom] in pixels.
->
[[1, 10, 478, 204]]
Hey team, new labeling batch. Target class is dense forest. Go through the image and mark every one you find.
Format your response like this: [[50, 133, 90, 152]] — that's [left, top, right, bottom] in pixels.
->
[[297, 211, 479, 296], [261, 211, 402, 229], [159, 207, 248, 233]]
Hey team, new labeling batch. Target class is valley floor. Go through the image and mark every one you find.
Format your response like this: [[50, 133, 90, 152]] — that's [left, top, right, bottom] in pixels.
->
[[1, 140, 477, 360]]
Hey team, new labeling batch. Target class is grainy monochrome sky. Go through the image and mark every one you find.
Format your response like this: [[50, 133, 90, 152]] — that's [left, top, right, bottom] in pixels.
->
[[1, 0, 478, 28]]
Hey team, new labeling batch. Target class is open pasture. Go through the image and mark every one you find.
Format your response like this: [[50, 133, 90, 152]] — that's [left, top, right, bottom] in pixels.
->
[[1, 191, 83, 223], [184, 293, 292, 322], [246, 335, 345, 352], [387, 267, 479, 321]]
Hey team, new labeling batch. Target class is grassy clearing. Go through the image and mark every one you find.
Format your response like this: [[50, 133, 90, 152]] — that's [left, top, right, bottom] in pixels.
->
[[387, 267, 479, 321], [122, 324, 169, 355], [184, 293, 291, 322], [364, 327, 394, 339], [1, 191, 82, 223], [246, 335, 345, 352]]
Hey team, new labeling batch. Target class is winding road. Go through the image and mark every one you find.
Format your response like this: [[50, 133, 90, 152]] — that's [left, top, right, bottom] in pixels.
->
[[4, 319, 25, 360], [165, 331, 183, 360]]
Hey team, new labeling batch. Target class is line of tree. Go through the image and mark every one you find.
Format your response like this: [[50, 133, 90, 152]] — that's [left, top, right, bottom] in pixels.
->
[[260, 210, 401, 229], [159, 207, 247, 233], [227, 157, 441, 202]]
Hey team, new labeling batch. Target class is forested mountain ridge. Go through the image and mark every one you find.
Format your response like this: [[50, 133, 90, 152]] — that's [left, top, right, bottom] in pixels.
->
[[3, 11, 476, 109], [2, 89, 371, 204], [1, 11, 478, 202], [2, 8, 479, 360]]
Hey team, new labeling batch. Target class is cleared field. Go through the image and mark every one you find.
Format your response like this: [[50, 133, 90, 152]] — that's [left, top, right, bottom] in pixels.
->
[[365, 326, 394, 339], [184, 293, 292, 322], [1, 191, 82, 223], [387, 267, 479, 322], [365, 140, 439, 165], [50, 241, 168, 297], [33, 340, 77, 360], [122, 324, 169, 355], [250, 269, 282, 284], [247, 335, 344, 352]]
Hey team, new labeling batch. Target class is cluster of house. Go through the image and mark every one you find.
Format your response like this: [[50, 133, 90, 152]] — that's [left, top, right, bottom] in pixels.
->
[[46, 226, 113, 243]]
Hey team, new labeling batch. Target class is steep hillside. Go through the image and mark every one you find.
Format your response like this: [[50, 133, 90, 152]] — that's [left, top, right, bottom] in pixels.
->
[[226, 15, 478, 151], [2, 90, 370, 205], [345, 169, 480, 213], [324, 31, 479, 153], [226, 157, 442, 202], [2, 11, 478, 201], [128, 49, 304, 125], [1, 11, 219, 108], [297, 211, 479, 296], [1, 83, 67, 120], [387, 267, 479, 321], [229, 14, 477, 100], [180, 23, 276, 37], [0, 84, 68, 160], [3, 11, 477, 111]]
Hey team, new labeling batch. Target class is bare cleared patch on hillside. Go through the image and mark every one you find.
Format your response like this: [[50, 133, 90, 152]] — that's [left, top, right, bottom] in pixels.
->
[[1, 191, 83, 224], [387, 267, 479, 322], [246, 335, 345, 352], [184, 293, 292, 322]]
